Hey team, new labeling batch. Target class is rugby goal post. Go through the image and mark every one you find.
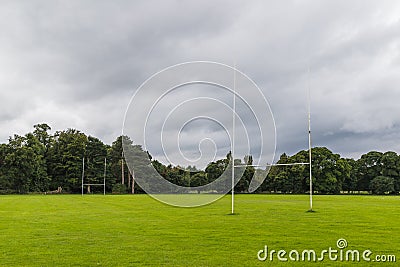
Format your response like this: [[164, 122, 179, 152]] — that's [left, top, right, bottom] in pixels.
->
[[230, 66, 313, 214], [81, 157, 106, 195]]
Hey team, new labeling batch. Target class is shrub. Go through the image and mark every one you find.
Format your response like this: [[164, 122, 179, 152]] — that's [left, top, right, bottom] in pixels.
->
[[112, 183, 128, 194]]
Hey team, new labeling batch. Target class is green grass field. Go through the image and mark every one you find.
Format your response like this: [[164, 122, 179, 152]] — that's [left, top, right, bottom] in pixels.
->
[[1, 194, 399, 266]]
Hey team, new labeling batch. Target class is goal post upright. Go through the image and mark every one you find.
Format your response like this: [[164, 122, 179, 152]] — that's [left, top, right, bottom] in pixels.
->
[[308, 117, 313, 211], [307, 68, 313, 212], [81, 157, 85, 196], [231, 62, 236, 215], [103, 157, 106, 195]]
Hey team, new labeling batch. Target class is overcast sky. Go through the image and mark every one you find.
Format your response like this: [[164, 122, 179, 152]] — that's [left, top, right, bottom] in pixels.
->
[[1, 0, 400, 166]]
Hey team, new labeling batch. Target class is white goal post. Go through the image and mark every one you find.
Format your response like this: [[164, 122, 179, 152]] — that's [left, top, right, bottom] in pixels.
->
[[230, 67, 313, 214], [81, 157, 106, 195]]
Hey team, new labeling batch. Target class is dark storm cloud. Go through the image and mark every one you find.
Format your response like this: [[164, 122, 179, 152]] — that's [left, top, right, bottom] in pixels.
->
[[1, 0, 400, 166]]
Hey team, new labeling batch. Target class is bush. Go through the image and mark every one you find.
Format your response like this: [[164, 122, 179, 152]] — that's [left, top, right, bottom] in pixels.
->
[[112, 183, 128, 194], [0, 189, 16, 195]]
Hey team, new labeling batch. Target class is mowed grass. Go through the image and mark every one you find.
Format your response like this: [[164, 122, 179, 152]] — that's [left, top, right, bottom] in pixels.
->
[[0, 194, 399, 266]]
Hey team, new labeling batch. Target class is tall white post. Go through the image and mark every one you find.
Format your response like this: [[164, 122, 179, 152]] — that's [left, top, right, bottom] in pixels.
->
[[81, 157, 85, 196], [103, 157, 107, 195], [308, 69, 313, 211], [231, 63, 236, 214]]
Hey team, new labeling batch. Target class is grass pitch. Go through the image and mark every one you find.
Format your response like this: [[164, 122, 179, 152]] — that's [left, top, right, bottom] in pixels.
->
[[0, 194, 399, 266]]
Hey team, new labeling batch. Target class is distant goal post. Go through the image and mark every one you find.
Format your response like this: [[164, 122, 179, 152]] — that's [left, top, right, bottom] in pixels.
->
[[81, 157, 107, 195]]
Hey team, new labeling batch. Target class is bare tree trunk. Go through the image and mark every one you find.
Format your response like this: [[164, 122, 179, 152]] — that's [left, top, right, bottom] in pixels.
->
[[131, 170, 135, 194], [128, 170, 131, 189], [121, 159, 125, 185]]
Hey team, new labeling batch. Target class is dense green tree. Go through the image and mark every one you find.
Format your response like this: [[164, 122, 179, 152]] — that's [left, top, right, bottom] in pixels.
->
[[84, 136, 109, 193], [356, 151, 383, 191], [25, 132, 50, 192], [205, 157, 229, 183], [263, 153, 289, 192], [288, 150, 309, 193], [4, 135, 32, 193], [1, 134, 49, 193], [33, 123, 52, 150], [165, 165, 184, 186], [205, 152, 232, 193], [123, 142, 162, 193], [263, 148, 350, 194], [343, 158, 359, 193], [47, 129, 87, 192], [370, 176, 394, 195], [109, 136, 132, 191], [0, 143, 10, 192], [309, 147, 348, 194], [190, 172, 208, 191], [152, 160, 168, 178], [234, 155, 255, 193], [32, 123, 52, 190], [263, 151, 309, 193], [380, 152, 400, 193]]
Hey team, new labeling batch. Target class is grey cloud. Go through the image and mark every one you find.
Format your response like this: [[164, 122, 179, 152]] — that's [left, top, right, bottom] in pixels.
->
[[1, 0, 400, 164]]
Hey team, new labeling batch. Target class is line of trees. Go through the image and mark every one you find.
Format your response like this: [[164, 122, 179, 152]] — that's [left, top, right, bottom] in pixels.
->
[[0, 124, 399, 195], [262, 147, 400, 195], [0, 124, 132, 194]]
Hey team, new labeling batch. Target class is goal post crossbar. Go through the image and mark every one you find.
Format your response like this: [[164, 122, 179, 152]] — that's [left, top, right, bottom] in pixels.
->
[[234, 162, 309, 168]]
